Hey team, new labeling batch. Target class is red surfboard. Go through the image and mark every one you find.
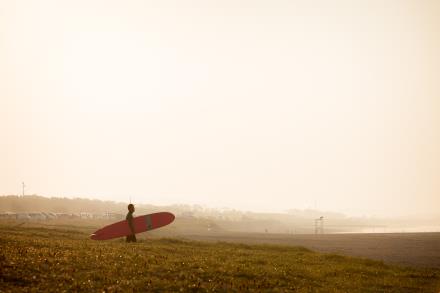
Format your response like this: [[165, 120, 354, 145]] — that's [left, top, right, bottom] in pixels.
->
[[90, 212, 175, 240]]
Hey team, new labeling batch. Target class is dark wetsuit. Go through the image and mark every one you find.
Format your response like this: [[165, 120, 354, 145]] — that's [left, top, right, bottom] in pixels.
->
[[126, 211, 137, 242]]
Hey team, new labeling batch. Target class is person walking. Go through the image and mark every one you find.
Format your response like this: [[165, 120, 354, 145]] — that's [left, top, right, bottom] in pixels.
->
[[126, 204, 137, 243]]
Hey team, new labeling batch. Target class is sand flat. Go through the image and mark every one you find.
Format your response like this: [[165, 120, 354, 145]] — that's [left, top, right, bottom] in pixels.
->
[[184, 232, 440, 268]]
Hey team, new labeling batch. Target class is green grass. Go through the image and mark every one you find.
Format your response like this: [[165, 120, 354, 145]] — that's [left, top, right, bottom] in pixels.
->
[[0, 225, 439, 292]]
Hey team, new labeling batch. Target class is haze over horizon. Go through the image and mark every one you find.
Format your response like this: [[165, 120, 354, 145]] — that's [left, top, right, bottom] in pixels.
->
[[1, 1, 439, 218]]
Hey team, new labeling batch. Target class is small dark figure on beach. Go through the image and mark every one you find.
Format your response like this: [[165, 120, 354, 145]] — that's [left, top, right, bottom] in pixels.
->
[[126, 204, 137, 243]]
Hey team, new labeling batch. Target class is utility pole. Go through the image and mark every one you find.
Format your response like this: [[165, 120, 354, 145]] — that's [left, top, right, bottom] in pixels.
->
[[22, 182, 26, 197]]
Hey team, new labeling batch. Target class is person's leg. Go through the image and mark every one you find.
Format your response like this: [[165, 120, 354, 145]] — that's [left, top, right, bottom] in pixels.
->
[[127, 235, 136, 242]]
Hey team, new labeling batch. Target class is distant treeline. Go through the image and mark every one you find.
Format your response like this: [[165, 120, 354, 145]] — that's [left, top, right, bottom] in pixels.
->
[[4, 195, 420, 233], [0, 195, 436, 234], [1, 195, 345, 220], [0, 195, 373, 234], [0, 195, 152, 214], [0, 195, 253, 220]]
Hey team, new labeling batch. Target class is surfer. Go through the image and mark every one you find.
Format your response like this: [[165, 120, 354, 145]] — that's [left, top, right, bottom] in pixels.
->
[[126, 204, 137, 243]]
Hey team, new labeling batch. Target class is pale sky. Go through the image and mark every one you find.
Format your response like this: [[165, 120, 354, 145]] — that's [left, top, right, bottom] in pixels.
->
[[1, 0, 439, 217]]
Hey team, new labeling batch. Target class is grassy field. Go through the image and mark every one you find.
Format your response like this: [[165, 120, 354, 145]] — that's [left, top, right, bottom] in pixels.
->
[[1, 225, 440, 292]]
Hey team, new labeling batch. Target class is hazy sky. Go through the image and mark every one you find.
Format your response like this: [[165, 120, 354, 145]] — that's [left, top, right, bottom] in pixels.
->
[[1, 0, 439, 217]]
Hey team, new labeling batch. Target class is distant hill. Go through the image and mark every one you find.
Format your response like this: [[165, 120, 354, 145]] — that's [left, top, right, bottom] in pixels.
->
[[0, 195, 378, 234], [0, 195, 145, 214]]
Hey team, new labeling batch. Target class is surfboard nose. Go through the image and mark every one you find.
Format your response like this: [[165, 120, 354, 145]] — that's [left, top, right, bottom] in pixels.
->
[[164, 212, 175, 224]]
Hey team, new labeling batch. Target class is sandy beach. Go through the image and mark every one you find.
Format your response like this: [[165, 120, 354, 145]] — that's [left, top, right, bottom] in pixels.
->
[[183, 232, 440, 268]]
